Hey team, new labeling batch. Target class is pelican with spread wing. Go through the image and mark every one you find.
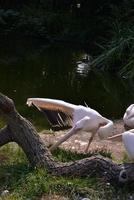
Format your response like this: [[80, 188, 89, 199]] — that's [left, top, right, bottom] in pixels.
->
[[26, 98, 114, 152]]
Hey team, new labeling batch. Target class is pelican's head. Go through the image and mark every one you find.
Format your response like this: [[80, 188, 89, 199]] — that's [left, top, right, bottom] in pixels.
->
[[123, 104, 134, 129], [98, 119, 114, 139]]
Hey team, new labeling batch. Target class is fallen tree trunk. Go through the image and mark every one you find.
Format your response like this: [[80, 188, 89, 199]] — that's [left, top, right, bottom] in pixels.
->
[[0, 93, 134, 185]]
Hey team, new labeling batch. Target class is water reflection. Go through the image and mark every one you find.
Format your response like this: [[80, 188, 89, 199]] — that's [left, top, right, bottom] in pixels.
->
[[76, 54, 91, 76], [0, 39, 134, 129]]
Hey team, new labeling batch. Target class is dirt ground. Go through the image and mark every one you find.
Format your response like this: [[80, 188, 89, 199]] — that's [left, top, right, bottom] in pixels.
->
[[0, 119, 126, 164], [41, 120, 126, 162]]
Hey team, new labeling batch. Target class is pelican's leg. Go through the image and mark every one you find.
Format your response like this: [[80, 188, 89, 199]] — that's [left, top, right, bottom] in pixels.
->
[[85, 131, 96, 153], [49, 125, 79, 151]]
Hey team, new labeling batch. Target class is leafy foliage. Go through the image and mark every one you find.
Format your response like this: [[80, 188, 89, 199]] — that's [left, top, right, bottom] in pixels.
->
[[0, 1, 134, 78], [91, 1, 134, 79], [92, 23, 134, 73]]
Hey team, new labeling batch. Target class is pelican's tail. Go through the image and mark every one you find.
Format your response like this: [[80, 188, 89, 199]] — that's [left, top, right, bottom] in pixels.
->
[[98, 118, 114, 139]]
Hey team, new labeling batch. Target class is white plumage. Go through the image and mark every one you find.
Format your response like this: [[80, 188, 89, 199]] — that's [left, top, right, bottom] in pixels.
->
[[27, 98, 114, 152], [122, 130, 134, 159], [123, 104, 134, 128], [109, 129, 134, 160]]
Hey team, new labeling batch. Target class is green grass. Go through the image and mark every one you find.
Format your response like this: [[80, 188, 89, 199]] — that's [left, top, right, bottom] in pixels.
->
[[52, 147, 112, 162], [0, 143, 134, 200]]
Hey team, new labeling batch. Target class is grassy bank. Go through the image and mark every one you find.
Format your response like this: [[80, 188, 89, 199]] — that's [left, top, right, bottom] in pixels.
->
[[0, 142, 134, 200]]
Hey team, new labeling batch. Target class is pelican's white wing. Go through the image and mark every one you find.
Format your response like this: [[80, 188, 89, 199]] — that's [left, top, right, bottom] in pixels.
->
[[27, 98, 76, 115], [26, 98, 77, 129]]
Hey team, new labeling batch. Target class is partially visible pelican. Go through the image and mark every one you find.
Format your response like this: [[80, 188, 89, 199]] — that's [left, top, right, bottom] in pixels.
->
[[26, 98, 114, 152], [123, 104, 134, 129], [108, 129, 134, 160]]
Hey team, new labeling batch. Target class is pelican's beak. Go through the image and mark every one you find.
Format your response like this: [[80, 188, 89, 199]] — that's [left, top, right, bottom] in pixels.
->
[[108, 133, 122, 142]]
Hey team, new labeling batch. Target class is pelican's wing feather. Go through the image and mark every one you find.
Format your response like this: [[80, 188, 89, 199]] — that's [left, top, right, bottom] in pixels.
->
[[27, 98, 75, 115], [26, 98, 75, 130], [42, 109, 72, 130]]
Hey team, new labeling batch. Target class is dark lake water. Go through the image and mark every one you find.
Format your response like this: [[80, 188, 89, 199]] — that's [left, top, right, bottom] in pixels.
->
[[0, 38, 134, 129]]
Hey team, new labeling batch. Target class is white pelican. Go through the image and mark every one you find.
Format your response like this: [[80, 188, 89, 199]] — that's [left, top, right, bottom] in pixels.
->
[[26, 98, 114, 152], [108, 129, 134, 160], [123, 104, 134, 129]]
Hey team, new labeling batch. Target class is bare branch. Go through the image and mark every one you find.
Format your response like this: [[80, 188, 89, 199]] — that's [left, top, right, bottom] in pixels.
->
[[0, 93, 15, 115]]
